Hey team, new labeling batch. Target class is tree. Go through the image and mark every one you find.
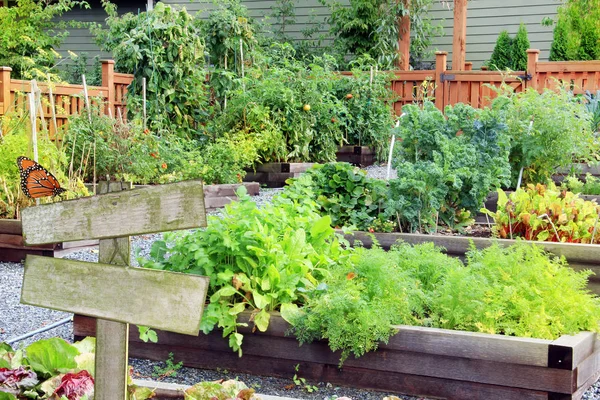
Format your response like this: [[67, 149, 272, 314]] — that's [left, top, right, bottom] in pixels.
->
[[511, 23, 530, 71], [488, 30, 512, 70], [0, 0, 87, 80]]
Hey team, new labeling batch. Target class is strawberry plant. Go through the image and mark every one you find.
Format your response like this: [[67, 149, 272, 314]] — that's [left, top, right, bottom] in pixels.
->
[[281, 162, 388, 231], [482, 183, 600, 243]]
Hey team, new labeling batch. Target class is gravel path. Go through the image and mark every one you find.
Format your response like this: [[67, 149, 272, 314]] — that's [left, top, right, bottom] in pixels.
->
[[2, 169, 600, 399]]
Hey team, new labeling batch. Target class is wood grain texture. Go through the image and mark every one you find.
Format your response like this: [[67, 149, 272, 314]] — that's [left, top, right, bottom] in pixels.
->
[[21, 256, 209, 335], [73, 315, 563, 400], [95, 228, 129, 400], [95, 319, 129, 400], [345, 231, 600, 264], [21, 179, 206, 245]]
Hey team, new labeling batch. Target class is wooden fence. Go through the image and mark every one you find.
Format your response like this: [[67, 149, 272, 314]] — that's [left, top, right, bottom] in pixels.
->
[[2, 50, 600, 133], [0, 61, 133, 137], [390, 49, 600, 113]]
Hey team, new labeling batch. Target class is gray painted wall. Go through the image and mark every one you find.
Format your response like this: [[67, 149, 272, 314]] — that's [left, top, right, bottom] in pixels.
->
[[55, 0, 561, 70]]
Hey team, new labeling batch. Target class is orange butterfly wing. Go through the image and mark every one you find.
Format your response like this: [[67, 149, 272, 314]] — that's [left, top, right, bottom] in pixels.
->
[[17, 156, 66, 199]]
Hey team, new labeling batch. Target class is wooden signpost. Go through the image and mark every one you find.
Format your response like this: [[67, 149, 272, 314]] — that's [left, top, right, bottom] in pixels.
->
[[19, 180, 210, 399]]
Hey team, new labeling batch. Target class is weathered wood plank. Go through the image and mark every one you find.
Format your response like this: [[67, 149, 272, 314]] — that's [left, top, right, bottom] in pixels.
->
[[345, 231, 600, 264], [235, 312, 551, 367], [576, 343, 600, 388], [95, 319, 129, 400], [21, 256, 208, 335], [0, 219, 22, 235], [21, 179, 207, 245]]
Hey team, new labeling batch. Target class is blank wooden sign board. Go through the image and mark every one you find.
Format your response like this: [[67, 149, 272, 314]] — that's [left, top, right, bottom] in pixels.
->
[[20, 180, 209, 400]]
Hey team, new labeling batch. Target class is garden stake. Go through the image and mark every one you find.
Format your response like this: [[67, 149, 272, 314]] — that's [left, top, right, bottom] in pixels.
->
[[142, 77, 147, 130], [396, 212, 403, 233], [508, 213, 513, 240], [484, 202, 492, 231], [93, 139, 97, 196], [538, 214, 560, 242], [31, 80, 47, 133], [240, 39, 245, 93], [27, 91, 40, 206], [47, 78, 59, 139], [82, 74, 91, 123]]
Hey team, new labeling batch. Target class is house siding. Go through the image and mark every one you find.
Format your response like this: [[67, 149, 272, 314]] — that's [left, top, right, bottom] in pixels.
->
[[54, 0, 560, 70]]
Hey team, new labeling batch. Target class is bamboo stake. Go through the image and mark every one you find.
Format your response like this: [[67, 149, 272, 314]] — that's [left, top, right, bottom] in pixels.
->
[[82, 74, 91, 122], [240, 39, 245, 93], [31, 80, 47, 133], [28, 92, 40, 206], [142, 77, 147, 130], [93, 139, 97, 196], [47, 79, 59, 141]]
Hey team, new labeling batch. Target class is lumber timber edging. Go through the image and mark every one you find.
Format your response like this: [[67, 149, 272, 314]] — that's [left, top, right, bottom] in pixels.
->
[[74, 313, 600, 400]]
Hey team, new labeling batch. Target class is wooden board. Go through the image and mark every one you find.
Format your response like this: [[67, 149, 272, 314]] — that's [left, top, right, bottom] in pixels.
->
[[21, 179, 206, 245], [75, 314, 595, 399], [345, 231, 600, 264], [22, 256, 209, 335]]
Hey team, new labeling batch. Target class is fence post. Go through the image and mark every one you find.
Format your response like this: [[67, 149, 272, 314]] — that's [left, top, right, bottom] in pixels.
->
[[101, 60, 115, 118], [465, 62, 473, 71], [0, 67, 12, 116], [526, 49, 540, 92], [435, 51, 448, 111], [452, 0, 468, 71], [397, 0, 411, 71]]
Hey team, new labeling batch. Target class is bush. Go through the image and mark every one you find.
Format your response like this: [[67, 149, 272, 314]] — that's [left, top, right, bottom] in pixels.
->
[[95, 2, 207, 137], [63, 108, 250, 185], [548, 0, 600, 62], [487, 25, 529, 71], [281, 162, 389, 231], [511, 23, 530, 71], [210, 47, 346, 163], [388, 101, 511, 231], [0, 0, 86, 80], [492, 87, 595, 185], [482, 183, 600, 243], [488, 31, 512, 70]]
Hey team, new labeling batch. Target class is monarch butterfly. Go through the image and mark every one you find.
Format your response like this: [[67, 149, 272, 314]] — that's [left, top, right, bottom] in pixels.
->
[[17, 156, 67, 199]]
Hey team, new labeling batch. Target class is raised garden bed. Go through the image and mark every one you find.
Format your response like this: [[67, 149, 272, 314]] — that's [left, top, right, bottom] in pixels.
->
[[344, 231, 600, 295], [335, 145, 375, 167], [0, 219, 96, 262], [243, 163, 316, 188], [75, 313, 600, 400]]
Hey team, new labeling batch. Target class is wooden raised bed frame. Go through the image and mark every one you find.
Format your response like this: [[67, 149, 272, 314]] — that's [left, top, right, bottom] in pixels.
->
[[344, 231, 600, 296], [75, 313, 600, 400]]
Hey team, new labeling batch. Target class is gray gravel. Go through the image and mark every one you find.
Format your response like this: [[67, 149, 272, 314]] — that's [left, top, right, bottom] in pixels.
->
[[2, 176, 600, 399]]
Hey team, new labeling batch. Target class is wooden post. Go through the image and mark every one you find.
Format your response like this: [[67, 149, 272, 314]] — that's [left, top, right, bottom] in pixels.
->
[[398, 0, 411, 71], [527, 49, 540, 92], [95, 182, 130, 400], [451, 0, 468, 71], [435, 51, 448, 111], [102, 60, 115, 118], [465, 62, 473, 71], [0, 67, 12, 116]]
